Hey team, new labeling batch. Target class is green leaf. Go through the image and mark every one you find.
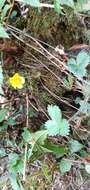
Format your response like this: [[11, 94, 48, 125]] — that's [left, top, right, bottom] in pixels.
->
[[22, 128, 47, 151], [82, 82, 90, 97], [9, 153, 24, 175], [23, 0, 40, 7], [10, 11, 17, 19], [54, 0, 64, 14], [79, 101, 90, 114], [47, 104, 62, 121], [60, 0, 74, 8], [13, 160, 24, 175], [85, 163, 90, 174], [7, 118, 16, 126], [59, 159, 72, 173], [77, 51, 90, 67], [29, 106, 35, 118], [0, 25, 9, 38], [59, 119, 70, 136], [31, 130, 48, 146], [44, 142, 66, 156], [45, 105, 70, 136], [9, 153, 19, 166], [9, 174, 21, 190], [68, 50, 90, 77], [0, 108, 8, 122], [80, 150, 90, 157], [22, 128, 31, 143], [0, 124, 8, 131], [75, 0, 90, 12], [30, 130, 48, 153], [1, 4, 11, 20], [0, 0, 5, 9], [69, 139, 83, 153]]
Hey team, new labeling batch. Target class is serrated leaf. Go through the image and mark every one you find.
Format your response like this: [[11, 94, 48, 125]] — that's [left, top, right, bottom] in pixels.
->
[[48, 105, 62, 121], [59, 119, 70, 136], [45, 120, 59, 136], [45, 105, 70, 136], [68, 58, 86, 77], [82, 81, 90, 97], [68, 50, 90, 77], [59, 159, 72, 173], [0, 108, 8, 122], [0, 25, 9, 38], [85, 163, 90, 174], [69, 139, 83, 153], [76, 51, 90, 67], [79, 101, 90, 114]]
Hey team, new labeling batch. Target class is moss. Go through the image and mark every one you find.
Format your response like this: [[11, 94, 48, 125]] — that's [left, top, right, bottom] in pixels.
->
[[26, 8, 84, 47]]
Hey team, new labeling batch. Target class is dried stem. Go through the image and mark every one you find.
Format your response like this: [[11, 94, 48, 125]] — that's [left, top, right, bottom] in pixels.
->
[[23, 93, 29, 181]]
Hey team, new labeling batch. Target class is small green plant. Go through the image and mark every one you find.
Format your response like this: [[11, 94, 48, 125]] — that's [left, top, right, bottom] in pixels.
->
[[67, 50, 90, 78], [0, 0, 90, 189]]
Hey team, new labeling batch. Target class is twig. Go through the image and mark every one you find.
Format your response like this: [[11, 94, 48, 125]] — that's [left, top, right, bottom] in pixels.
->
[[7, 25, 90, 86], [23, 93, 29, 181], [41, 81, 78, 111]]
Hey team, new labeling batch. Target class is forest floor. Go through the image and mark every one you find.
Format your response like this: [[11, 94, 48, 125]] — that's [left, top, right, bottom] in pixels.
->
[[0, 3, 90, 190]]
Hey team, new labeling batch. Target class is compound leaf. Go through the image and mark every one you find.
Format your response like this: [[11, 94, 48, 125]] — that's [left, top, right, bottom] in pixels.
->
[[76, 50, 90, 67], [45, 105, 70, 136]]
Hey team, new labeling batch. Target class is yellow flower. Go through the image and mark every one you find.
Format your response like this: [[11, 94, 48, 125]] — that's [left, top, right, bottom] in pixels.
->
[[9, 73, 25, 89]]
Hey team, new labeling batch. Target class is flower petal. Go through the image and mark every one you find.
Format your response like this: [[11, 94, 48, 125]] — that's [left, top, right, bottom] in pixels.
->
[[9, 73, 25, 89]]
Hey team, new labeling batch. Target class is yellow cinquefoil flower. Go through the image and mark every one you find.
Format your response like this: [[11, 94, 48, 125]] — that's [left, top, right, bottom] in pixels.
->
[[9, 73, 25, 89]]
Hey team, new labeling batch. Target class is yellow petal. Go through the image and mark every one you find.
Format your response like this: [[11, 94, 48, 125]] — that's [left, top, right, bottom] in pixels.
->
[[20, 76, 25, 84], [17, 84, 23, 89], [9, 73, 25, 89]]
